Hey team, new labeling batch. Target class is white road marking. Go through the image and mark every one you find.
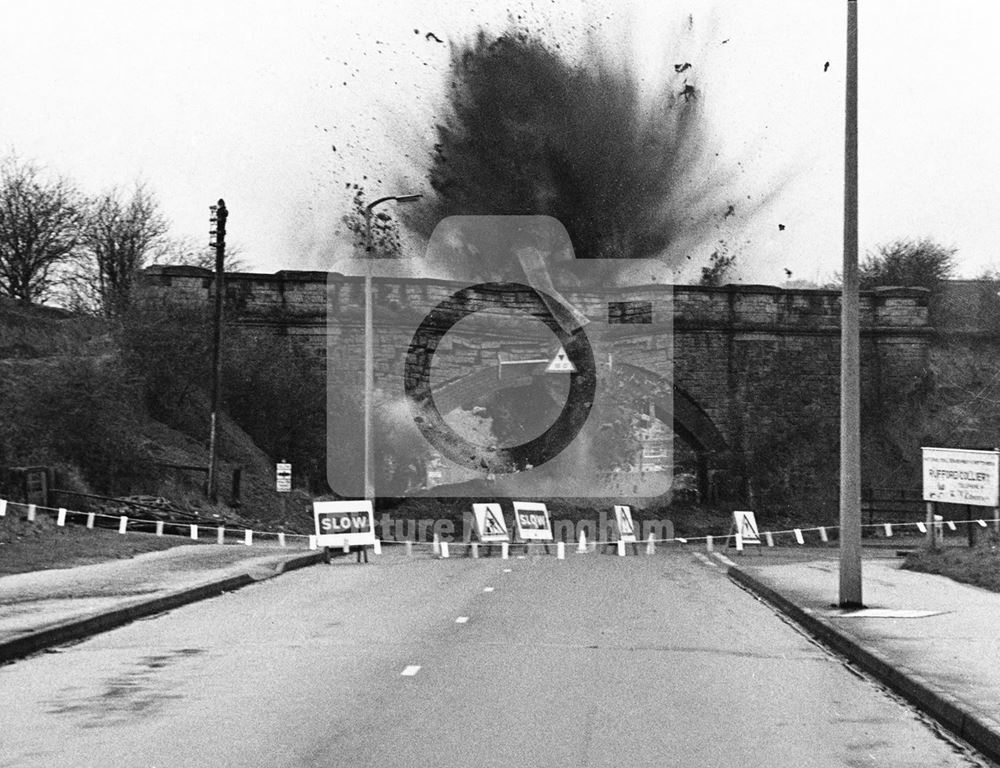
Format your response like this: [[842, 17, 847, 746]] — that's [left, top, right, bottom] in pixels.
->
[[502, 568, 512, 573], [483, 587, 495, 593], [400, 665, 421, 677], [712, 552, 737, 568], [692, 552, 718, 569], [455, 616, 469, 624]]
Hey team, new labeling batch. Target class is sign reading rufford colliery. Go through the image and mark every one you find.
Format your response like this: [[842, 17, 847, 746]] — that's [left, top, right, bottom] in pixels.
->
[[314, 500, 376, 548], [922, 447, 999, 507]]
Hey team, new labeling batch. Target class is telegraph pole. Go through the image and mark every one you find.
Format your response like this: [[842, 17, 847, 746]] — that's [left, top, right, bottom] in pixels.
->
[[839, 0, 863, 607], [207, 199, 228, 503]]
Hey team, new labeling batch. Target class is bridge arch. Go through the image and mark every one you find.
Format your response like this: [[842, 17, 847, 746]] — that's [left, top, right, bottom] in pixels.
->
[[427, 361, 730, 499]]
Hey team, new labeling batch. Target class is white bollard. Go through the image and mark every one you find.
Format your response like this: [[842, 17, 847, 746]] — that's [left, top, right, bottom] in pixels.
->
[[217, 526, 226, 545], [27, 504, 36, 522], [646, 534, 655, 555], [471, 542, 479, 559], [735, 532, 744, 552], [309, 535, 318, 550], [278, 532, 286, 547], [819, 526, 828, 543], [86, 513, 95, 529], [190, 524, 198, 540], [156, 520, 164, 536], [0, 499, 6, 517], [577, 530, 588, 553], [883, 523, 893, 537], [57, 508, 67, 527], [617, 539, 625, 557], [794, 528, 804, 545], [945, 519, 956, 532], [440, 541, 450, 559], [244, 529, 253, 546], [405, 540, 413, 557], [432, 533, 441, 556], [501, 542, 509, 560], [118, 516, 128, 535], [342, 539, 350, 553], [764, 531, 774, 547], [978, 519, 988, 528], [556, 541, 565, 560], [705, 535, 714, 552], [373, 539, 382, 554]]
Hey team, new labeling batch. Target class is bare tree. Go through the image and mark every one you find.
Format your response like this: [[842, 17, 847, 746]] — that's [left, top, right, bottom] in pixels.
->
[[78, 184, 169, 316], [0, 155, 82, 305], [151, 235, 249, 273]]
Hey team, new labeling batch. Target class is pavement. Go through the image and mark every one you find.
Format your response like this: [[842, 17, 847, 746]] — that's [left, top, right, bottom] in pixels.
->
[[2, 539, 1000, 763], [726, 545, 1000, 764], [0, 543, 326, 665]]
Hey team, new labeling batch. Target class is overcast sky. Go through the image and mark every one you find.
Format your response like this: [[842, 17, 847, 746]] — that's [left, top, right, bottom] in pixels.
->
[[2, 0, 998, 283]]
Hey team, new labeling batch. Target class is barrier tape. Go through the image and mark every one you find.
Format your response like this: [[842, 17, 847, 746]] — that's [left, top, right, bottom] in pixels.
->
[[1, 497, 997, 555], [0, 498, 313, 547]]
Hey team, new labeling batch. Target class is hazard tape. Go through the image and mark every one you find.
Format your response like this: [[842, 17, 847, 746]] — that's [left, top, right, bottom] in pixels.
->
[[2, 496, 996, 556], [0, 498, 313, 548]]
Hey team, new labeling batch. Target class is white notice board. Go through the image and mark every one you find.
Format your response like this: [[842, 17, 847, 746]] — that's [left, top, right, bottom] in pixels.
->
[[922, 447, 999, 507]]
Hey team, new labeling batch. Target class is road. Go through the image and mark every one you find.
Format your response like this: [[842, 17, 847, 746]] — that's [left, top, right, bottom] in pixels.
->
[[0, 550, 990, 767]]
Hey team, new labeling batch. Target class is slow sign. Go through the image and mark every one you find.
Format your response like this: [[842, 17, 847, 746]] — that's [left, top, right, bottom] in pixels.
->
[[512, 501, 553, 541], [314, 500, 376, 548]]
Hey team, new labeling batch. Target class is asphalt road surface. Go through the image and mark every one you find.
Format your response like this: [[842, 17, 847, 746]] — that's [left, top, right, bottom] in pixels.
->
[[0, 550, 991, 767]]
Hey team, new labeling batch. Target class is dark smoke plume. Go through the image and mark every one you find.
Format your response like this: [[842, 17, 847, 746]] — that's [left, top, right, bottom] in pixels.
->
[[407, 26, 773, 279]]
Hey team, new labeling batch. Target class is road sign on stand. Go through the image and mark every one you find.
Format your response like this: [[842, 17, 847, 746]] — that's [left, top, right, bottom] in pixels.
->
[[276, 462, 292, 493], [314, 500, 376, 549], [513, 501, 553, 543], [472, 503, 510, 543], [730, 510, 761, 551], [545, 347, 576, 373], [614, 505, 637, 543]]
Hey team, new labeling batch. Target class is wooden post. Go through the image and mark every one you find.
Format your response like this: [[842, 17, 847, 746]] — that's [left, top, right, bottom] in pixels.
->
[[925, 500, 936, 551]]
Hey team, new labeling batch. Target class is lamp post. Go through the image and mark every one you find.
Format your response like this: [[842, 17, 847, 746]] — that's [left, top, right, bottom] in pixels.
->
[[362, 194, 422, 501], [839, 0, 863, 607]]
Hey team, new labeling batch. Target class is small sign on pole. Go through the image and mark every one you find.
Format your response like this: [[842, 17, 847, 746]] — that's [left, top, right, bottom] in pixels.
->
[[276, 462, 292, 493], [545, 347, 576, 373], [922, 447, 999, 507]]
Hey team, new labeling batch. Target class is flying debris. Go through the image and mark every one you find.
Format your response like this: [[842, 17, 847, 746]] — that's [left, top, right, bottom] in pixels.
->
[[721, 38, 729, 44], [674, 62, 692, 73], [784, 268, 793, 278], [332, 145, 336, 152], [680, 83, 696, 101], [426, 32, 444, 43], [824, 61, 830, 72], [723, 204, 735, 219], [778, 224, 786, 231]]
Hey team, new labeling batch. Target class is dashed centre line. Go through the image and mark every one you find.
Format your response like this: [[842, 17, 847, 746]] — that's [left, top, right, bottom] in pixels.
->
[[502, 568, 512, 573], [483, 587, 495, 593], [455, 616, 469, 624], [400, 665, 421, 677]]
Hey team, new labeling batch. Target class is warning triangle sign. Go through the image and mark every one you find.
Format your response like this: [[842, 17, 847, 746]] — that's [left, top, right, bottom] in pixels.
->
[[483, 507, 506, 535], [733, 511, 761, 545], [546, 347, 576, 373]]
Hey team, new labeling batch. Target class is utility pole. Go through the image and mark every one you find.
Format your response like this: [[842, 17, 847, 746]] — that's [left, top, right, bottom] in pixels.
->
[[207, 199, 228, 503], [839, 0, 863, 607]]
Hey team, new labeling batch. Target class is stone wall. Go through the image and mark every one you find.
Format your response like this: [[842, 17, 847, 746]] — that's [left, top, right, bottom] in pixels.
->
[[139, 266, 933, 502]]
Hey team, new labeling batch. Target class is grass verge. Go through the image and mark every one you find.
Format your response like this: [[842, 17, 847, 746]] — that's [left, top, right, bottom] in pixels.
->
[[902, 542, 1000, 593]]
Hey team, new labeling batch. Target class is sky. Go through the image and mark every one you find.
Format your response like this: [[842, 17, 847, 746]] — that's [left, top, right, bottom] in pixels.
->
[[2, 0, 999, 284]]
